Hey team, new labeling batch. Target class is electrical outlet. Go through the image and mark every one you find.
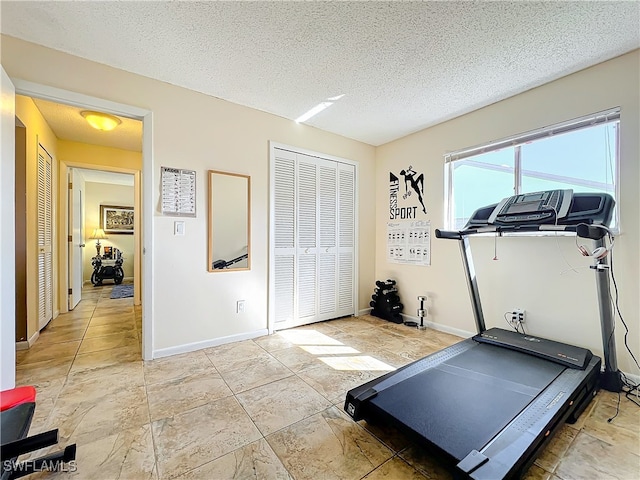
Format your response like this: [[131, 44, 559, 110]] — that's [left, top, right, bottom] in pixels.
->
[[512, 309, 526, 323], [236, 300, 245, 313]]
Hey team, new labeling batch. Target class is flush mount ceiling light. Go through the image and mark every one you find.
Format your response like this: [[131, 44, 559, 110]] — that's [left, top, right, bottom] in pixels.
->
[[80, 111, 122, 131]]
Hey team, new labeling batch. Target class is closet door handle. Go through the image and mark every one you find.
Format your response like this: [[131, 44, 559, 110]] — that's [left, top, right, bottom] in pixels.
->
[[305, 248, 310, 254]]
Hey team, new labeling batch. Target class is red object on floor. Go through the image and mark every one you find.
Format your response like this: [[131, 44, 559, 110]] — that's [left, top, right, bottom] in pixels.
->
[[0, 386, 37, 411]]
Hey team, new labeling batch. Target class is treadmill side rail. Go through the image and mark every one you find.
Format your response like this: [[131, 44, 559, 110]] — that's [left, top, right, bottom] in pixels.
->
[[469, 355, 601, 480]]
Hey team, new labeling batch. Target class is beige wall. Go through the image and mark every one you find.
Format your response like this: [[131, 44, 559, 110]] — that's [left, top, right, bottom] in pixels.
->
[[376, 51, 640, 374], [83, 182, 135, 281], [14, 95, 59, 340], [2, 36, 376, 354], [56, 139, 141, 282]]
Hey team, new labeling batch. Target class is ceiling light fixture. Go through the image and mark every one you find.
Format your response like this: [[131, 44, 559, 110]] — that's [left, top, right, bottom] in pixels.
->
[[81, 111, 122, 131]]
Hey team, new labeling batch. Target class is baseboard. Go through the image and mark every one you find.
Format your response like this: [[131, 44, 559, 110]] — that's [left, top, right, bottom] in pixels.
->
[[152, 329, 269, 359], [399, 313, 473, 339], [358, 307, 372, 316], [16, 330, 40, 351]]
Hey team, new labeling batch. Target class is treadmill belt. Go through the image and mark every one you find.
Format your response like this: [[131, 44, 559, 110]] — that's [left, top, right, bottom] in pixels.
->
[[369, 344, 565, 461]]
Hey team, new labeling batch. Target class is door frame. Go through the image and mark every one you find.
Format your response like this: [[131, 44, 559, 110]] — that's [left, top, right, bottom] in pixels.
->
[[268, 141, 359, 333], [68, 167, 84, 310], [61, 163, 140, 300], [12, 78, 154, 361]]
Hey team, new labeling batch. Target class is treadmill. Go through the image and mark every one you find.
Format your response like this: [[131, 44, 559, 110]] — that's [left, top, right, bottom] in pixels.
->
[[345, 190, 621, 479]]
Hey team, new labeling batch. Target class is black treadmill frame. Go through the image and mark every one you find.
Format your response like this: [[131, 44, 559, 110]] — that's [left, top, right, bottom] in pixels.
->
[[345, 221, 618, 479]]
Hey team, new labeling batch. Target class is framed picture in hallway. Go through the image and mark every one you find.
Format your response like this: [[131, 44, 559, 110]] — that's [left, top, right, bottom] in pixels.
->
[[100, 205, 134, 234]]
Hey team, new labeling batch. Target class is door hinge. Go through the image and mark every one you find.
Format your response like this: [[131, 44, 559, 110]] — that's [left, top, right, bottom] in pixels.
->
[[68, 288, 72, 295], [68, 235, 73, 242], [68, 182, 73, 189]]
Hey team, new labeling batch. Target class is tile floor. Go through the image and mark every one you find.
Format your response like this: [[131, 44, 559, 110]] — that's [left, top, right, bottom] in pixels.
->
[[14, 285, 640, 479]]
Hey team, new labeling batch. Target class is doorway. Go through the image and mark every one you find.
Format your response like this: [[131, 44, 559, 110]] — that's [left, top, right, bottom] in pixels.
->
[[68, 167, 136, 310], [11, 79, 153, 362]]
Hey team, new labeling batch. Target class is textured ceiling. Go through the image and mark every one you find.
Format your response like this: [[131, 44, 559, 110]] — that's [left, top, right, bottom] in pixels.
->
[[2, 1, 639, 146], [31, 98, 142, 152]]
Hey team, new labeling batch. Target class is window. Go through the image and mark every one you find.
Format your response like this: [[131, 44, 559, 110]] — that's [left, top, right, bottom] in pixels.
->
[[445, 109, 619, 230]]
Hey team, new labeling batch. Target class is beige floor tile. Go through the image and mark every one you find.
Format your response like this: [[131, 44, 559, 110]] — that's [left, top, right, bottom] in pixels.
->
[[77, 330, 139, 355], [236, 375, 331, 435], [175, 438, 291, 480], [363, 456, 429, 479], [266, 406, 393, 480], [143, 350, 215, 385], [69, 344, 141, 374], [89, 313, 135, 326], [253, 332, 296, 352], [37, 323, 88, 344], [534, 424, 579, 472], [84, 320, 137, 338], [46, 385, 150, 445], [62, 361, 146, 400], [152, 396, 262, 479], [146, 370, 233, 421], [297, 362, 379, 404], [93, 303, 134, 313], [204, 340, 273, 373], [220, 356, 293, 393], [63, 424, 156, 480], [582, 392, 640, 455], [16, 340, 80, 365], [555, 431, 640, 480], [47, 315, 91, 329], [269, 345, 327, 373], [16, 357, 73, 385]]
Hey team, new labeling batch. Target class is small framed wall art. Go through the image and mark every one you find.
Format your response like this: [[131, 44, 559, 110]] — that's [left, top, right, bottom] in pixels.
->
[[100, 205, 134, 234]]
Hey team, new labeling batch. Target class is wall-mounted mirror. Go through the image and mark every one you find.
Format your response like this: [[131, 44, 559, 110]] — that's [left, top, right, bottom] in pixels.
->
[[208, 170, 250, 272]]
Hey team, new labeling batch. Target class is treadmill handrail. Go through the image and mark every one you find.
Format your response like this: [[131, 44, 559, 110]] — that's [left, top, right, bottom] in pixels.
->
[[435, 224, 578, 239]]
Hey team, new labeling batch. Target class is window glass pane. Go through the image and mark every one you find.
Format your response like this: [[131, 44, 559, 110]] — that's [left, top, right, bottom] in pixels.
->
[[521, 122, 617, 197], [452, 148, 515, 229]]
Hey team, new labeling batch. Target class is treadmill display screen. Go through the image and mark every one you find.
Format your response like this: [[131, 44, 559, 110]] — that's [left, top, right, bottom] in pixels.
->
[[520, 193, 545, 202], [506, 201, 543, 214]]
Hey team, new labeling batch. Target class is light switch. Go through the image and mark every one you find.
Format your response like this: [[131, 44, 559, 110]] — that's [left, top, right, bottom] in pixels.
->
[[174, 221, 185, 236]]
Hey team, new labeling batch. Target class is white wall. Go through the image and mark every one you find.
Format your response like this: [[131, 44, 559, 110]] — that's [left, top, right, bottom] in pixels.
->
[[83, 181, 135, 280], [376, 51, 640, 374], [1, 66, 16, 389], [1, 36, 377, 356]]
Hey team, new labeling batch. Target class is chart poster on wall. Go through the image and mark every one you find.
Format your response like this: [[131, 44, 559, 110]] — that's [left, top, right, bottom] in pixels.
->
[[389, 165, 427, 219], [161, 166, 196, 217], [387, 220, 431, 266]]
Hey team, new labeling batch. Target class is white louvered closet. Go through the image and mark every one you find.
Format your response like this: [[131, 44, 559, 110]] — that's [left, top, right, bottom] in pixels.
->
[[38, 143, 53, 330], [270, 145, 357, 331]]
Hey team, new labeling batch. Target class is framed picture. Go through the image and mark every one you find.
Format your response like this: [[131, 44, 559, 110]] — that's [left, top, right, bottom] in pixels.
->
[[100, 205, 134, 235]]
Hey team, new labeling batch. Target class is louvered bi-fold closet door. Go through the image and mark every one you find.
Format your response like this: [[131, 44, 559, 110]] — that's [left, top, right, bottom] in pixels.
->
[[317, 158, 338, 320], [273, 149, 296, 326], [336, 162, 355, 317], [38, 144, 53, 330], [296, 154, 319, 324], [272, 147, 356, 330]]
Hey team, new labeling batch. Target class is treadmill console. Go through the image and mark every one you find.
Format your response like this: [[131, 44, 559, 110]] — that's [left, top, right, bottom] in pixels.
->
[[488, 189, 573, 225]]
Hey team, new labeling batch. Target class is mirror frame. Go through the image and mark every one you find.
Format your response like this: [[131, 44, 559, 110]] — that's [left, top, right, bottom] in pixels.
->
[[207, 170, 251, 272]]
